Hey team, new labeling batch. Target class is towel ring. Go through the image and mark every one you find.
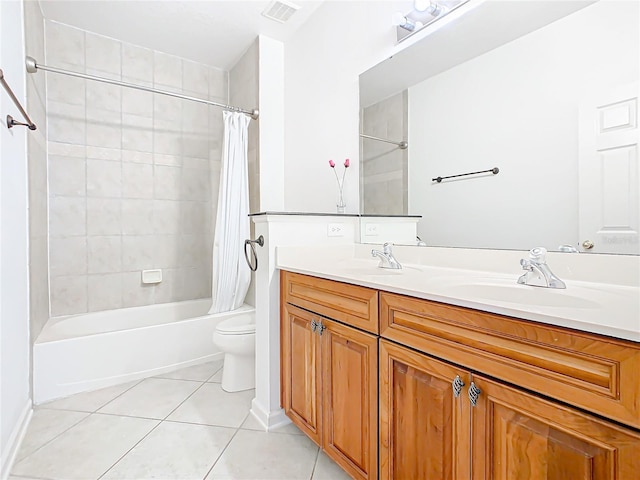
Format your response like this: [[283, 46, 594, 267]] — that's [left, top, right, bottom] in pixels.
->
[[244, 235, 264, 272]]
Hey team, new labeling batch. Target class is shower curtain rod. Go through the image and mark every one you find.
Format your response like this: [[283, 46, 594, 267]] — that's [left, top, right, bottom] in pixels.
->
[[25, 56, 259, 120], [360, 133, 408, 149]]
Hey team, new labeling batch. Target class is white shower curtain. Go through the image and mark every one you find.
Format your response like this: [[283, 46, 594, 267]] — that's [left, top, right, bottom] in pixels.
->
[[209, 111, 251, 314]]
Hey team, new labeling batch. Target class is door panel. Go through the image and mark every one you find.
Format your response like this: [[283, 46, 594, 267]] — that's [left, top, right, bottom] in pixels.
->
[[281, 304, 322, 445], [472, 375, 640, 480], [579, 82, 640, 254], [323, 319, 378, 480], [380, 340, 471, 480]]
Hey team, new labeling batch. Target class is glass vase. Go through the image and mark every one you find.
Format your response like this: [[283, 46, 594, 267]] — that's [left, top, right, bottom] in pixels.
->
[[336, 190, 346, 214]]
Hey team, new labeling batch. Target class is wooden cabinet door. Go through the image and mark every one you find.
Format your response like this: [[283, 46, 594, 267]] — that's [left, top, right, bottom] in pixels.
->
[[380, 340, 471, 480], [322, 318, 378, 480], [281, 304, 322, 445], [472, 374, 640, 480]]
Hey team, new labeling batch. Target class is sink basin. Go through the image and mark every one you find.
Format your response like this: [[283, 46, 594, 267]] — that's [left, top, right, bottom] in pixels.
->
[[442, 280, 602, 309]]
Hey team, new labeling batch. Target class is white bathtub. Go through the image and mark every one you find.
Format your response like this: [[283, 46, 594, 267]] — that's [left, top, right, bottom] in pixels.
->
[[33, 299, 255, 404]]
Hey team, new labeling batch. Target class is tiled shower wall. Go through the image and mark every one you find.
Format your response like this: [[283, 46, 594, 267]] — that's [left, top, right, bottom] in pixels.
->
[[360, 91, 408, 215], [46, 21, 228, 316], [24, 1, 49, 340]]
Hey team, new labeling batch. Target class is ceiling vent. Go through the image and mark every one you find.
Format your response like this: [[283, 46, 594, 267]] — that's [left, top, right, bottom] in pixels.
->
[[262, 0, 300, 23]]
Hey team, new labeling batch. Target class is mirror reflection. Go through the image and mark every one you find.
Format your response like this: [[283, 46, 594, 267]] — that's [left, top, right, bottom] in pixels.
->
[[359, 0, 639, 254]]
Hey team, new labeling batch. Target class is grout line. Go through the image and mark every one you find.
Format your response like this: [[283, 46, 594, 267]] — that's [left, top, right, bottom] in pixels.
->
[[10, 411, 90, 472], [200, 414, 248, 480], [308, 447, 322, 480], [90, 378, 145, 413]]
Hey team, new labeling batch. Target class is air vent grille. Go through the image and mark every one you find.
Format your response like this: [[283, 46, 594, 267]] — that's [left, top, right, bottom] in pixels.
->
[[262, 0, 300, 23]]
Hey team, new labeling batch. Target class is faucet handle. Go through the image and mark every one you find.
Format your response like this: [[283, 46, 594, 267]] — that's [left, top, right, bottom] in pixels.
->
[[383, 242, 393, 255], [529, 247, 547, 263]]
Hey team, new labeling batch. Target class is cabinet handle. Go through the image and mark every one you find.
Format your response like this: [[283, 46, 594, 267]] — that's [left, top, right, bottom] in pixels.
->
[[311, 319, 318, 333], [452, 375, 465, 398], [468, 382, 481, 407], [318, 320, 327, 336]]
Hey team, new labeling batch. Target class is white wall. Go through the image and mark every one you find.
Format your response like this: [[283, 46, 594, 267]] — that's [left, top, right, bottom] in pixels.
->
[[408, 1, 639, 250], [1, 0, 33, 476], [283, 1, 416, 213]]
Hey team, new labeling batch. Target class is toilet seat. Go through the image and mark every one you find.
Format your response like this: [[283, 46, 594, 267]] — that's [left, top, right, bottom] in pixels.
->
[[216, 314, 255, 335]]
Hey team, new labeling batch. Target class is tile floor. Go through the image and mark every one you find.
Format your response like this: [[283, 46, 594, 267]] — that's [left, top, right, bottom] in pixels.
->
[[10, 361, 351, 480]]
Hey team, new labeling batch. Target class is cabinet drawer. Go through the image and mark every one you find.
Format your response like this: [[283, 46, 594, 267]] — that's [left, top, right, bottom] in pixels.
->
[[281, 271, 378, 334], [380, 292, 640, 429]]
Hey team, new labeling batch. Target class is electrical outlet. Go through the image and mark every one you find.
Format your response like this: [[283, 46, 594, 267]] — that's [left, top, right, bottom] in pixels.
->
[[365, 223, 380, 236], [327, 223, 345, 237]]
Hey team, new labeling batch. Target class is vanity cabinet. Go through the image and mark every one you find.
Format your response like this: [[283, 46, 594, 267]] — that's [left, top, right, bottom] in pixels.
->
[[281, 272, 378, 480], [280, 271, 640, 479], [379, 291, 640, 479]]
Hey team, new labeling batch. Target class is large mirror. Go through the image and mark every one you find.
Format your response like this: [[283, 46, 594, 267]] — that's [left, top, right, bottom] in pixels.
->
[[359, 0, 639, 254]]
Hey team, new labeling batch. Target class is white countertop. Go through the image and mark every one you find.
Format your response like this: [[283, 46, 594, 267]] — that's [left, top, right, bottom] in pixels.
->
[[276, 244, 640, 342]]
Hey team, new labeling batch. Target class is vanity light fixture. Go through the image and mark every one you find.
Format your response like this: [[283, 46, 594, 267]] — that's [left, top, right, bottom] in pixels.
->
[[394, 0, 471, 42]]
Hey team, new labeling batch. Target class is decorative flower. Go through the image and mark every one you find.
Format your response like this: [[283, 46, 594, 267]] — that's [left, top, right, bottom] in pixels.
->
[[328, 158, 349, 209]]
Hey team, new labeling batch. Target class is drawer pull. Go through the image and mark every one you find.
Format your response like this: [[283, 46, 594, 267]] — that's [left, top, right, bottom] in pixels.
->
[[468, 382, 481, 407], [311, 319, 319, 333], [452, 375, 465, 398]]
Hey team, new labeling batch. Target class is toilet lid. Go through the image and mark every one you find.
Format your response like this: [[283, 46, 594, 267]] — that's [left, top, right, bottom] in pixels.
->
[[216, 314, 255, 335]]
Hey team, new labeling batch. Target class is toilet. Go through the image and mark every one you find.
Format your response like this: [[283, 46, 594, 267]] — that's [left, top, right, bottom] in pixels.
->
[[212, 313, 256, 392]]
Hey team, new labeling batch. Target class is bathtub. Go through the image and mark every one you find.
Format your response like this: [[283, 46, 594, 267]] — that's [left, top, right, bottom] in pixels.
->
[[33, 299, 255, 404]]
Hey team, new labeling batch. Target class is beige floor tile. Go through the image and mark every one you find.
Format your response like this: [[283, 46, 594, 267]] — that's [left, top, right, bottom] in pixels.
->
[[102, 421, 236, 479], [15, 409, 89, 463], [312, 451, 352, 480], [207, 368, 222, 383], [206, 429, 318, 480], [167, 383, 253, 428], [11, 414, 158, 480], [155, 360, 224, 382], [39, 380, 140, 413], [98, 378, 200, 419]]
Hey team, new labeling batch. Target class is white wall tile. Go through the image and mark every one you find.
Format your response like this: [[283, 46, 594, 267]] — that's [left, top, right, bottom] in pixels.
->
[[49, 155, 86, 196], [183, 60, 209, 96], [180, 201, 209, 234], [122, 235, 156, 270], [153, 200, 181, 234], [50, 196, 86, 236], [122, 114, 153, 153], [122, 43, 153, 82], [154, 51, 182, 89], [88, 236, 122, 274], [181, 167, 210, 201], [49, 141, 86, 158], [208, 67, 228, 101], [47, 73, 85, 106], [48, 101, 85, 144], [122, 162, 154, 199], [122, 199, 154, 234], [45, 21, 85, 68], [51, 275, 88, 316], [123, 150, 153, 164], [121, 271, 154, 308], [87, 198, 122, 235], [87, 159, 122, 197], [154, 234, 179, 268], [88, 273, 122, 312], [122, 88, 153, 117], [86, 146, 121, 161], [86, 32, 121, 75], [86, 108, 122, 149], [86, 81, 121, 112], [153, 165, 182, 200], [50, 237, 87, 276]]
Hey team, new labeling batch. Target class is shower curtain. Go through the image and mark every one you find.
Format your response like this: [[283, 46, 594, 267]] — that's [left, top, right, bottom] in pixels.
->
[[209, 111, 251, 314]]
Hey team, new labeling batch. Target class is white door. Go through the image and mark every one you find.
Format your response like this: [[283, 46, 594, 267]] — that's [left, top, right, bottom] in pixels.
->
[[579, 83, 640, 254]]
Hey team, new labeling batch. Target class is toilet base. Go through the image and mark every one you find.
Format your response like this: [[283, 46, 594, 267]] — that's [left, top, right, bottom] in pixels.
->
[[221, 353, 255, 392]]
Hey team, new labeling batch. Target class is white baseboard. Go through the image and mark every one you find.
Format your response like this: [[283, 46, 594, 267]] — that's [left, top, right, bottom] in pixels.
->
[[1, 401, 32, 480], [250, 398, 289, 431]]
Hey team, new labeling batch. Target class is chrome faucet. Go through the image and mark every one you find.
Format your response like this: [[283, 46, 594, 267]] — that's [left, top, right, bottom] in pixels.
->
[[517, 247, 566, 289], [372, 242, 402, 269]]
